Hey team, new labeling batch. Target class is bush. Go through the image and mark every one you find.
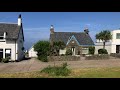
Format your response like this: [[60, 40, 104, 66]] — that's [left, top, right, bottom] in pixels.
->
[[34, 41, 50, 62], [89, 46, 95, 55], [98, 49, 108, 54], [66, 49, 72, 55], [38, 55, 48, 62], [2, 57, 10, 63], [41, 62, 71, 76]]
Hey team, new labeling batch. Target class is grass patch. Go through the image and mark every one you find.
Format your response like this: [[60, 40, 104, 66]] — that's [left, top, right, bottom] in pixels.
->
[[1, 67, 120, 78], [70, 67, 120, 78]]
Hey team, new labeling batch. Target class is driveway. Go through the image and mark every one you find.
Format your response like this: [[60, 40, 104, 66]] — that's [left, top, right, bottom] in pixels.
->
[[0, 58, 120, 73]]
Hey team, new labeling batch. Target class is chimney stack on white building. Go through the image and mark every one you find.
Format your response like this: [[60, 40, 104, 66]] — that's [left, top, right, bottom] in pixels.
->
[[3, 32, 6, 39], [18, 14, 22, 26]]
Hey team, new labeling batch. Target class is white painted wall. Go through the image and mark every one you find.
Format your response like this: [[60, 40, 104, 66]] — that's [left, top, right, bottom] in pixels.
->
[[28, 46, 37, 57], [111, 30, 120, 53], [0, 40, 16, 61], [111, 30, 120, 44], [95, 43, 111, 54]]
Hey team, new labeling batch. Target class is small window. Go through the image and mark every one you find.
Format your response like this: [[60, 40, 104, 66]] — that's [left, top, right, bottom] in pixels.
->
[[0, 37, 4, 39], [116, 33, 120, 39]]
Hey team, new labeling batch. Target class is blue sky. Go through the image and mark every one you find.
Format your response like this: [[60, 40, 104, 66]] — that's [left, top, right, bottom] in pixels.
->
[[0, 12, 120, 50]]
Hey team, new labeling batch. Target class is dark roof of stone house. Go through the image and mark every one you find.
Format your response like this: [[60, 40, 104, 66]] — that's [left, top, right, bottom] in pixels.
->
[[50, 32, 94, 46], [0, 23, 23, 40]]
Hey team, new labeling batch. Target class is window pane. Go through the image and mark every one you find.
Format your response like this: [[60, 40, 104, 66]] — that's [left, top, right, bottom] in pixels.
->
[[5, 49, 11, 59], [116, 33, 120, 39]]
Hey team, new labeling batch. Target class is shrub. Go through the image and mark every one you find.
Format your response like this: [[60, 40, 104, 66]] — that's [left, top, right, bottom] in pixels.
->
[[61, 54, 65, 56], [98, 49, 108, 54], [89, 46, 95, 55], [2, 57, 10, 63], [38, 55, 48, 62], [66, 49, 72, 55], [41, 62, 71, 76], [34, 41, 50, 62]]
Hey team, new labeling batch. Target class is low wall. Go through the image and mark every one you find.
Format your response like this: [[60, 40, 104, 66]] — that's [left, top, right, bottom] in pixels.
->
[[85, 54, 110, 60], [48, 56, 80, 61]]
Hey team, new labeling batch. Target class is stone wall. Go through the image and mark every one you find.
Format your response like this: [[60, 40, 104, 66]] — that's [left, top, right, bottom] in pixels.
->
[[48, 56, 80, 61]]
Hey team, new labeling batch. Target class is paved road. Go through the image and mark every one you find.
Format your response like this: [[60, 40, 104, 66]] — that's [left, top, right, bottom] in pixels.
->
[[0, 58, 120, 73]]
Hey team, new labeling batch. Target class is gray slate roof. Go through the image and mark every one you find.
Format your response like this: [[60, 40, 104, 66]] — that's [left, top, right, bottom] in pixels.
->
[[0, 23, 21, 40], [50, 32, 94, 45]]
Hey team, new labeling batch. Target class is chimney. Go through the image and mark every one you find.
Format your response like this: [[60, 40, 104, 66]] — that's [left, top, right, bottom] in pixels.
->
[[50, 25, 54, 34], [4, 32, 6, 39], [18, 14, 22, 26], [84, 27, 89, 34]]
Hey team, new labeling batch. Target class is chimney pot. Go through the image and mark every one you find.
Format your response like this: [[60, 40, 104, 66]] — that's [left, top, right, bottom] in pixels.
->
[[50, 25, 54, 34]]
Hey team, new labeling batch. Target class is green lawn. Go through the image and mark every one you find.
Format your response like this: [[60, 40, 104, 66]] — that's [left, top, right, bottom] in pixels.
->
[[1, 67, 120, 78]]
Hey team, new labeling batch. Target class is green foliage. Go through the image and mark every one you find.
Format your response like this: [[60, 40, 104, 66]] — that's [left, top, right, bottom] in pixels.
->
[[96, 30, 112, 49], [98, 49, 108, 54], [89, 46, 95, 55], [50, 41, 66, 56], [66, 49, 72, 55], [41, 62, 71, 76], [53, 41, 66, 50], [38, 55, 48, 62], [34, 41, 50, 62], [2, 57, 10, 63]]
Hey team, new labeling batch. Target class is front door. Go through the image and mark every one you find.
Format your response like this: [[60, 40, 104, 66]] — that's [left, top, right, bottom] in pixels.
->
[[71, 47, 75, 55], [0, 49, 3, 60], [116, 45, 120, 53]]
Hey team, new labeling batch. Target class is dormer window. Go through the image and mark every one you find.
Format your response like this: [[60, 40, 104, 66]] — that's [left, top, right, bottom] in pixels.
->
[[0, 32, 6, 42]]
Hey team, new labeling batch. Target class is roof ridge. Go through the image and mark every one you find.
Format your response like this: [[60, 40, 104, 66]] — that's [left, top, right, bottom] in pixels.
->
[[54, 32, 84, 33], [0, 22, 17, 24]]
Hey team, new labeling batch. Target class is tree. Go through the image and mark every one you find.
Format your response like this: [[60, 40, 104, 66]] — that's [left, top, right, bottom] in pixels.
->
[[34, 41, 50, 62], [96, 30, 112, 49], [49, 41, 66, 67], [50, 41, 66, 56]]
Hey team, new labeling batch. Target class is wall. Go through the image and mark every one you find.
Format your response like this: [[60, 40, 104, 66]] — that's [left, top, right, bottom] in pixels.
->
[[111, 30, 120, 53], [28, 47, 37, 57], [95, 42, 111, 54], [111, 30, 120, 44], [48, 56, 80, 61], [0, 40, 16, 61]]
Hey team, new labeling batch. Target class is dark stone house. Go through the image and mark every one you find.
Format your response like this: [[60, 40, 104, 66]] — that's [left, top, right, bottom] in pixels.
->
[[49, 25, 94, 55]]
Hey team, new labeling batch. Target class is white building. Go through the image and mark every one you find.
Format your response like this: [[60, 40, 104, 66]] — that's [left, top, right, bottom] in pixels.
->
[[0, 14, 24, 61], [28, 46, 37, 58], [95, 30, 120, 54]]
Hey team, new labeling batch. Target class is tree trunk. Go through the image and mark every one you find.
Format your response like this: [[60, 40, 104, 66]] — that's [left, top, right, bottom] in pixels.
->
[[103, 41, 105, 49]]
